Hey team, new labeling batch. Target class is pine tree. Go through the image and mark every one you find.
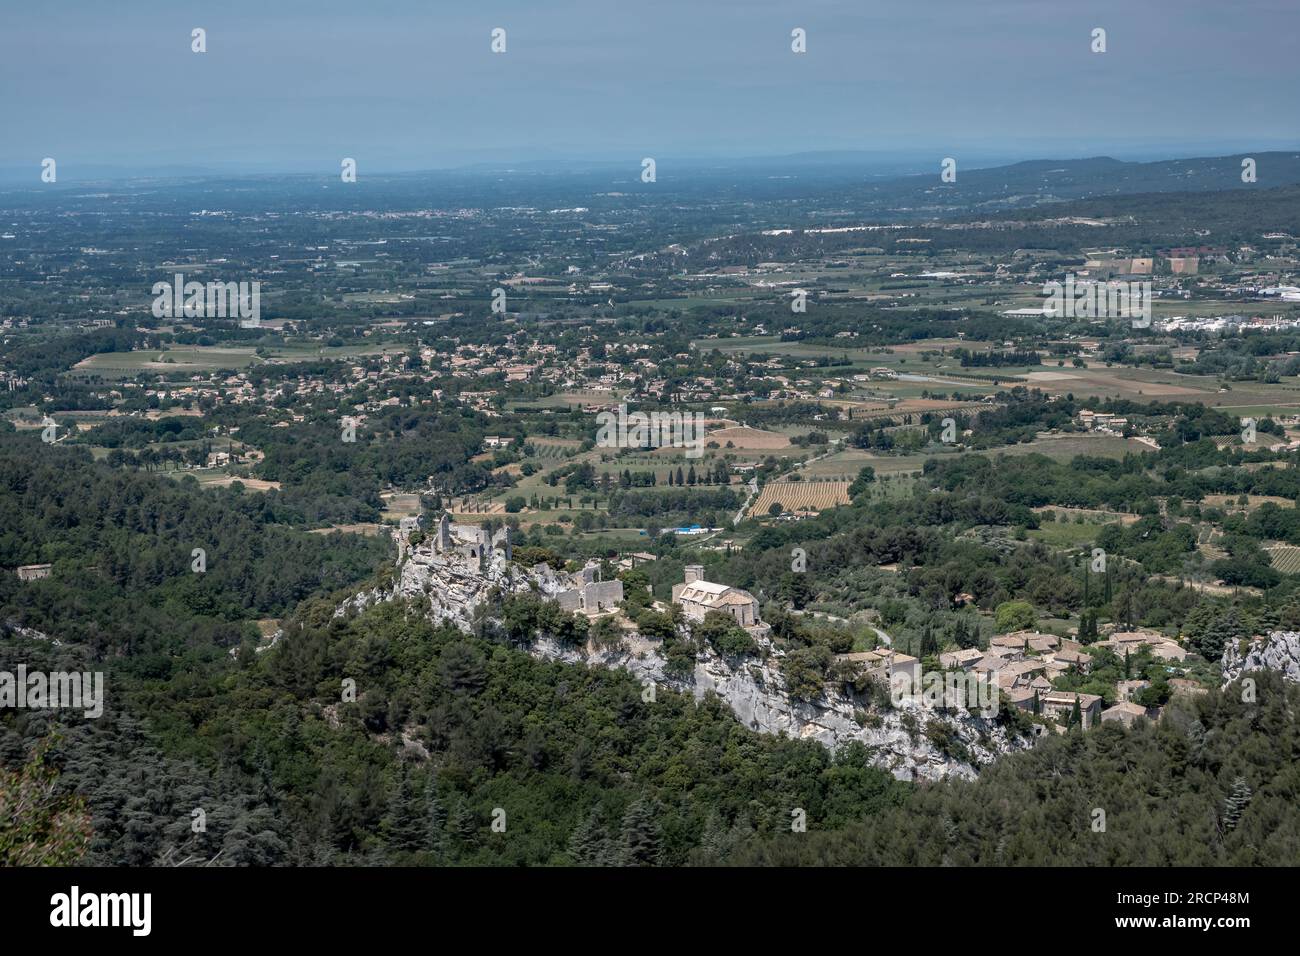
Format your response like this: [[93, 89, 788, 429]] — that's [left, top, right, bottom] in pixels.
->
[[568, 810, 612, 865], [425, 772, 447, 861], [619, 798, 663, 867], [696, 810, 729, 862], [1222, 776, 1253, 832], [382, 766, 425, 854]]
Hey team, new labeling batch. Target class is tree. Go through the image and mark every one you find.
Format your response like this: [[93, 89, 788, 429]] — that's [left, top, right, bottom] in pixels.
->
[[1186, 605, 1247, 663], [569, 811, 613, 865], [381, 766, 426, 854], [848, 465, 876, 500], [0, 738, 92, 866], [1078, 609, 1098, 644], [425, 772, 447, 861], [768, 501, 784, 517], [1221, 776, 1252, 833], [619, 799, 663, 866], [953, 616, 980, 650], [994, 600, 1036, 633]]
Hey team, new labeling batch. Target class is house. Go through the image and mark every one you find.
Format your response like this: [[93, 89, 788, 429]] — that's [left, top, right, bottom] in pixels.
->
[[1051, 648, 1093, 674], [1040, 691, 1103, 730], [1169, 678, 1208, 699], [991, 633, 1030, 650], [939, 648, 984, 670], [1100, 701, 1154, 728], [1149, 642, 1188, 662], [15, 563, 52, 582], [1099, 630, 1187, 662], [834, 649, 922, 690], [994, 660, 1047, 689], [1116, 679, 1150, 702], [672, 566, 770, 638], [1003, 686, 1039, 711]]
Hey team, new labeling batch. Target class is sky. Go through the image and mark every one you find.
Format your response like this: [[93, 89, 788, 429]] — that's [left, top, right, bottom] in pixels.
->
[[2, 0, 1298, 176]]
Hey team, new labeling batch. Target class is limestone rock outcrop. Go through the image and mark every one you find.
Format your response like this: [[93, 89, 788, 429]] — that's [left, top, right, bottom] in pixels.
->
[[1222, 631, 1300, 685], [338, 527, 1033, 781]]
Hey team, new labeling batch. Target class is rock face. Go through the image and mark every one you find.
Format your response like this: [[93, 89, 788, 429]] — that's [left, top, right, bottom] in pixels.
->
[[339, 531, 571, 631], [341, 530, 1034, 782], [532, 632, 1030, 782], [1, 619, 57, 646], [1222, 631, 1300, 684]]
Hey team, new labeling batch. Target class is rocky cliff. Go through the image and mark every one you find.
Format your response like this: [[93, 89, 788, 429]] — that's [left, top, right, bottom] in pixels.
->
[[338, 531, 1034, 781], [1221, 631, 1300, 684]]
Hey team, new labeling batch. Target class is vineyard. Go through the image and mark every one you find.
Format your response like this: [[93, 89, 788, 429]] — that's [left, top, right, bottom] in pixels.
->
[[529, 438, 581, 460], [1266, 544, 1300, 574], [750, 478, 851, 516]]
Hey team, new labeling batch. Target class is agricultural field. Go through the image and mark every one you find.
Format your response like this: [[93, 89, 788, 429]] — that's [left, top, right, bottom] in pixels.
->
[[529, 437, 583, 460], [65, 342, 400, 380], [1029, 521, 1112, 548], [750, 477, 850, 516], [380, 492, 422, 521], [708, 426, 790, 449], [1203, 494, 1297, 512], [1032, 506, 1140, 525], [1266, 545, 1300, 574]]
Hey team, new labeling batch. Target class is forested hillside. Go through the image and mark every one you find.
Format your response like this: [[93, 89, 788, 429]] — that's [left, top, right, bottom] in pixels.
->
[[0, 434, 389, 660], [6, 593, 1293, 866], [728, 671, 1300, 866]]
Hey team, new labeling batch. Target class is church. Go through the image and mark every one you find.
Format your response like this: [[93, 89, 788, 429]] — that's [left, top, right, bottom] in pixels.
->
[[672, 565, 769, 638]]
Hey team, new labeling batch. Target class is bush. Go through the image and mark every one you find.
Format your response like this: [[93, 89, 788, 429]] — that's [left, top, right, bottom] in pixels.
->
[[695, 611, 758, 658], [994, 600, 1036, 633]]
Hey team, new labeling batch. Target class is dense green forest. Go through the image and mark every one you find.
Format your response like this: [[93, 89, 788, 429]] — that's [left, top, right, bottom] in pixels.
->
[[0, 434, 388, 660], [728, 671, 1300, 866], [5, 595, 1293, 866]]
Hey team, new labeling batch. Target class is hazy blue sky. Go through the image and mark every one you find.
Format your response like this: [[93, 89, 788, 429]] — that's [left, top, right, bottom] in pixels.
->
[[3, 0, 1298, 173]]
